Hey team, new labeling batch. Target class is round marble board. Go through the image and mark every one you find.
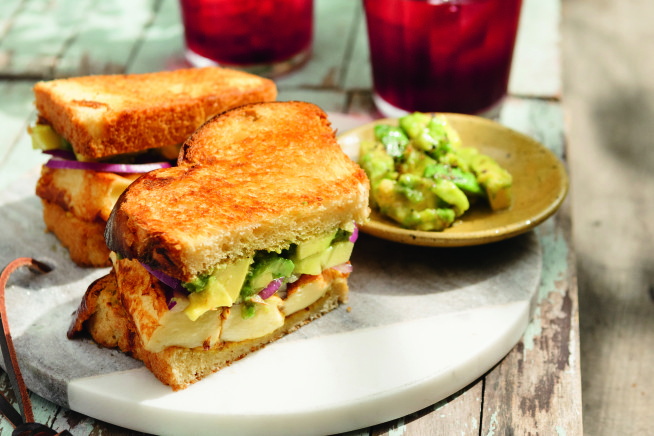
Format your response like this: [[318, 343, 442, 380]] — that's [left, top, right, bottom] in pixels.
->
[[0, 115, 540, 436]]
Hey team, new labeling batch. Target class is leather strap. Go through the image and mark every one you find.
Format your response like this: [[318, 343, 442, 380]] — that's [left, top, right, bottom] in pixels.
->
[[0, 258, 71, 435]]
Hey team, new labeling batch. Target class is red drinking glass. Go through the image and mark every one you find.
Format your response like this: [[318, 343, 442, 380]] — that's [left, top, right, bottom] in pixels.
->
[[179, 0, 313, 77], [363, 0, 522, 117]]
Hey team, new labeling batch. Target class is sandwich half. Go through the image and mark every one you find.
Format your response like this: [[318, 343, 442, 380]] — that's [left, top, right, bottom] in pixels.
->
[[68, 101, 370, 390], [32, 67, 276, 266]]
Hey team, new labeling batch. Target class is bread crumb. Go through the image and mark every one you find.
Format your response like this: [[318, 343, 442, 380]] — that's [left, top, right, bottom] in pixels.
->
[[347, 306, 352, 312]]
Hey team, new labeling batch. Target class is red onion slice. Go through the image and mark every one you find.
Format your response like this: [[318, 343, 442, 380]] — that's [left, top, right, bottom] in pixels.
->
[[349, 223, 359, 243], [45, 157, 171, 173], [258, 278, 284, 300], [166, 288, 179, 310], [139, 262, 185, 293], [42, 149, 76, 159], [331, 263, 353, 274]]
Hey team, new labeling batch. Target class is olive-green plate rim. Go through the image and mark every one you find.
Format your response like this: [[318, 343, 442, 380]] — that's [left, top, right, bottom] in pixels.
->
[[338, 113, 569, 247]]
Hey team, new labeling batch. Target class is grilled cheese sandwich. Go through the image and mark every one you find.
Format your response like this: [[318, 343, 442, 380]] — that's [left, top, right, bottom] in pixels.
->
[[68, 101, 370, 390], [32, 67, 277, 266]]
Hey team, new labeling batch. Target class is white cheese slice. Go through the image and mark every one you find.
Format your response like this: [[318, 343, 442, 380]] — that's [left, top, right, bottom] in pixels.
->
[[220, 296, 285, 342], [282, 274, 329, 316], [146, 299, 223, 353]]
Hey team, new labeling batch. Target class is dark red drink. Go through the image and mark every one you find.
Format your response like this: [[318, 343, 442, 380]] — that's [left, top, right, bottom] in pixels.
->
[[180, 0, 313, 76], [364, 0, 522, 116]]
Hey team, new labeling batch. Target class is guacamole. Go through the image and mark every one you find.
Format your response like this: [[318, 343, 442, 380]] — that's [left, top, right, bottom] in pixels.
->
[[359, 113, 512, 231]]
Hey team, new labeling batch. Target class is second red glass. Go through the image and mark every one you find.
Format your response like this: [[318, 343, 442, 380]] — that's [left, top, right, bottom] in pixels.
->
[[364, 0, 522, 117]]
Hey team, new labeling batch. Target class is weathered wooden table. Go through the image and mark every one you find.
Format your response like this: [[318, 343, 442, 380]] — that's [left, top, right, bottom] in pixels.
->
[[0, 0, 582, 434]]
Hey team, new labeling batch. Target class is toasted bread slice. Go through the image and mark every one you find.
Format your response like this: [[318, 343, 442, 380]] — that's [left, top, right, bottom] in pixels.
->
[[41, 200, 111, 267], [37, 166, 140, 223], [106, 101, 370, 282], [68, 259, 349, 391], [36, 167, 140, 267], [34, 67, 277, 160]]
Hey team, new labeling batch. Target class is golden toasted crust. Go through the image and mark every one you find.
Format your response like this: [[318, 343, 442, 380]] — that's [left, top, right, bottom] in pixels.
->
[[106, 101, 370, 282], [68, 264, 349, 391], [112, 258, 169, 345], [67, 270, 135, 351], [41, 200, 110, 267], [36, 166, 139, 223], [34, 67, 277, 160]]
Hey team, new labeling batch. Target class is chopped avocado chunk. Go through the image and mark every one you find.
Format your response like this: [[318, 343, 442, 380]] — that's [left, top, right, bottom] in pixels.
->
[[359, 141, 397, 184], [30, 124, 71, 151], [459, 147, 513, 210], [184, 279, 230, 321], [183, 256, 252, 321], [424, 163, 484, 198], [431, 178, 469, 217], [398, 147, 437, 178], [295, 230, 337, 260], [183, 274, 210, 293], [292, 251, 323, 275], [293, 240, 355, 275], [241, 252, 295, 300], [374, 124, 409, 158], [333, 227, 352, 243], [212, 256, 253, 301], [399, 112, 431, 139], [242, 302, 256, 320], [322, 241, 354, 269]]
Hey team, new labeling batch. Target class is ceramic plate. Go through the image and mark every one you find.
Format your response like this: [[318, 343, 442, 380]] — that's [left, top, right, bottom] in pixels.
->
[[338, 114, 569, 247]]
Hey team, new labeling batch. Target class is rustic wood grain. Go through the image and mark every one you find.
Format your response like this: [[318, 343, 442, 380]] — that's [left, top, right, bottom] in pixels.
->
[[371, 381, 483, 436], [509, 0, 562, 98], [53, 0, 157, 77], [341, 3, 369, 92], [480, 210, 583, 436], [475, 98, 582, 436], [0, 0, 24, 43], [275, 0, 359, 90], [0, 0, 100, 78], [127, 0, 183, 74], [563, 1, 654, 433]]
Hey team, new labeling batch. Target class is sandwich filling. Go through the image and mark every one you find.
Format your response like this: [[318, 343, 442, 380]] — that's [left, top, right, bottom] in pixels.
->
[[30, 121, 180, 164], [128, 224, 357, 353], [31, 120, 177, 267]]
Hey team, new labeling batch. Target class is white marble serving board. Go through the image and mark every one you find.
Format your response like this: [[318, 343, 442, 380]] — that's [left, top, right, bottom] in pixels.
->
[[0, 168, 540, 436], [0, 114, 541, 435]]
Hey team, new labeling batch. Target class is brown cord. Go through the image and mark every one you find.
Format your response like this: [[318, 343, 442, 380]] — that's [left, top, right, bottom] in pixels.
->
[[0, 258, 71, 435]]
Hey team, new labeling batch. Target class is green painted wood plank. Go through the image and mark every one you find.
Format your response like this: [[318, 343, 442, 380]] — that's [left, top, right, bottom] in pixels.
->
[[0, 0, 25, 40], [341, 5, 371, 91], [275, 0, 359, 90], [509, 0, 562, 98], [54, 0, 156, 77], [500, 97, 565, 158], [0, 127, 48, 192], [481, 99, 581, 435], [0, 0, 98, 78], [0, 81, 45, 191], [128, 0, 184, 74]]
